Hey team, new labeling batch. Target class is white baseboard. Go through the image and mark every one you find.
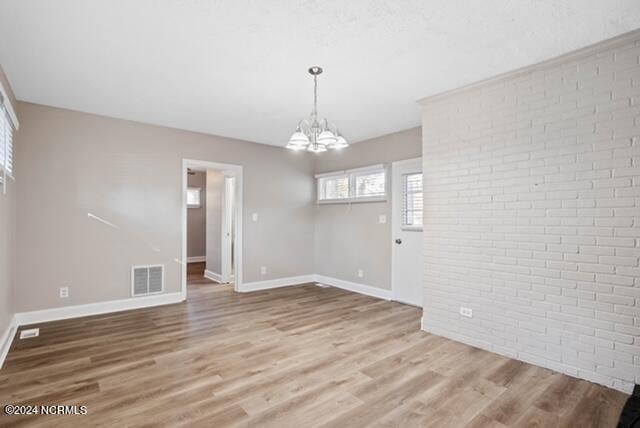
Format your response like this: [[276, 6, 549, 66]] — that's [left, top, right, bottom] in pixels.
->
[[8, 273, 388, 327], [14, 292, 184, 326], [187, 256, 206, 263], [204, 270, 223, 283], [239, 275, 315, 292], [238, 274, 392, 300], [2, 275, 389, 367], [314, 275, 392, 300], [0, 316, 17, 368], [4, 274, 389, 364]]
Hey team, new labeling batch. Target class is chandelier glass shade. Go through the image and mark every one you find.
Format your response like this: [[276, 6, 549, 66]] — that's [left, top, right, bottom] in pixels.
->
[[286, 66, 348, 153]]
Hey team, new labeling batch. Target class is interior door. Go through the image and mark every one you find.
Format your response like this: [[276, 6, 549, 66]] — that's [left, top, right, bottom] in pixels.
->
[[392, 158, 423, 307], [221, 175, 235, 283]]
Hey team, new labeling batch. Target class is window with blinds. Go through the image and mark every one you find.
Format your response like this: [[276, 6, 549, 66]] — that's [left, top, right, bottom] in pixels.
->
[[318, 174, 349, 201], [353, 169, 385, 198], [186, 187, 201, 208], [0, 95, 15, 182], [402, 172, 423, 229], [316, 164, 387, 203]]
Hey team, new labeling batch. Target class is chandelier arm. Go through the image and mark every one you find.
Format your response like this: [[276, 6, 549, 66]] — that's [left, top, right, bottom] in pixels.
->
[[298, 119, 310, 136]]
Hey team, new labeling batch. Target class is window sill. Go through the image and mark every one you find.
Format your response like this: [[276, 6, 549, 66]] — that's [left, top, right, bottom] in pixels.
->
[[401, 226, 423, 232], [317, 196, 387, 205]]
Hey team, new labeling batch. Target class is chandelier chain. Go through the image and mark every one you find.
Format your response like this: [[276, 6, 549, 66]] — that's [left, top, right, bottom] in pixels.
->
[[313, 74, 318, 120]]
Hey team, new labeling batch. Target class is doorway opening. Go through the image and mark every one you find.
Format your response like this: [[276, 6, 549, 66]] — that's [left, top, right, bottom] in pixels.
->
[[182, 159, 243, 299]]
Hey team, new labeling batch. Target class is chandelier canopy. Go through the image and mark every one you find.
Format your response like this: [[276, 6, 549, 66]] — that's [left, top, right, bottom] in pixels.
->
[[286, 66, 348, 153]]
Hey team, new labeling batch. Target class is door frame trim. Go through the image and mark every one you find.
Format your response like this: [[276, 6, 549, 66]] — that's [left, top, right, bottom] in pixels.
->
[[391, 157, 423, 307]]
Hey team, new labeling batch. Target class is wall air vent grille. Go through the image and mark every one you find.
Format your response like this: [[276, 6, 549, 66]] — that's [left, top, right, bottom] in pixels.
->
[[131, 265, 164, 296]]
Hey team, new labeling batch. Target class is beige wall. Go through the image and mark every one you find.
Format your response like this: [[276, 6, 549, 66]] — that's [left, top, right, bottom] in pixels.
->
[[205, 170, 224, 274], [14, 102, 316, 312], [313, 127, 422, 290], [187, 171, 206, 258], [0, 65, 17, 337], [11, 96, 420, 313]]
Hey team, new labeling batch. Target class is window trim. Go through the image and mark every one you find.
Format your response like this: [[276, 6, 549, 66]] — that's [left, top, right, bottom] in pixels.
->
[[401, 223, 423, 232], [315, 164, 387, 204]]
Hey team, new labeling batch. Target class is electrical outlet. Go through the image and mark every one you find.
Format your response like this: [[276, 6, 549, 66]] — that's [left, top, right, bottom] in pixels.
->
[[379, 215, 387, 224], [357, 269, 364, 278], [252, 213, 258, 222], [260, 266, 267, 275], [459, 307, 473, 318], [59, 287, 69, 299]]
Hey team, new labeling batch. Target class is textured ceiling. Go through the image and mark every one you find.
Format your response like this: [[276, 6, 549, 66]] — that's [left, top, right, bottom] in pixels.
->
[[1, 1, 639, 146]]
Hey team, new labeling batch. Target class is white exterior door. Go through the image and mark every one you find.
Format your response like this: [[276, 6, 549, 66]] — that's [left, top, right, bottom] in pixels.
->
[[392, 158, 423, 307]]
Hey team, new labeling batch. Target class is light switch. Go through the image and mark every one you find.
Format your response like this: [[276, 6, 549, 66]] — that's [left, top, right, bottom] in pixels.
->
[[379, 215, 387, 224], [252, 213, 258, 222]]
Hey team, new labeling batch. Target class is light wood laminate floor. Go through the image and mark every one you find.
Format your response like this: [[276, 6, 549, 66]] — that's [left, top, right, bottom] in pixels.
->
[[0, 265, 627, 427]]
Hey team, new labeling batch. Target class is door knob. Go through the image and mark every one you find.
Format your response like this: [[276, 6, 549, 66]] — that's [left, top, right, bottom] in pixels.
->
[[395, 238, 402, 244]]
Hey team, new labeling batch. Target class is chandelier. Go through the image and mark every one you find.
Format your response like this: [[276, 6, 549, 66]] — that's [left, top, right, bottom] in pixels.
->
[[286, 66, 348, 153]]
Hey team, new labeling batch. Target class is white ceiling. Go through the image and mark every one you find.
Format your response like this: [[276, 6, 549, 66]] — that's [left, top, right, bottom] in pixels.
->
[[1, 1, 639, 146]]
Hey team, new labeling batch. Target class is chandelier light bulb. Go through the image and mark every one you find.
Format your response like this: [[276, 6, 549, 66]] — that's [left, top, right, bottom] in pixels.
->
[[307, 143, 328, 153], [286, 141, 308, 150], [331, 134, 348, 149], [288, 130, 309, 146], [317, 130, 337, 146]]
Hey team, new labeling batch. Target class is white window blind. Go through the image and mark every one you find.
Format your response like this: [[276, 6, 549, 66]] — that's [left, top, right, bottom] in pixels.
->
[[0, 105, 5, 176], [353, 169, 385, 198], [0, 98, 14, 179], [186, 187, 201, 207], [316, 164, 387, 203], [318, 174, 349, 201], [402, 172, 423, 229]]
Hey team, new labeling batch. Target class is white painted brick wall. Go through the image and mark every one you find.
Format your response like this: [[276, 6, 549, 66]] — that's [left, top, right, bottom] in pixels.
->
[[420, 33, 640, 393]]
